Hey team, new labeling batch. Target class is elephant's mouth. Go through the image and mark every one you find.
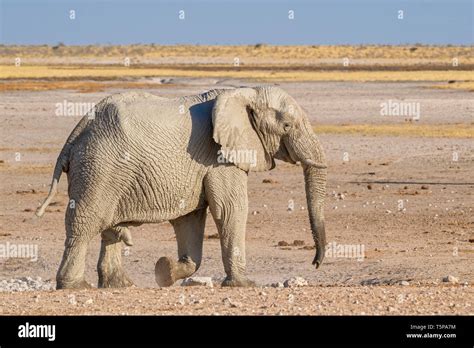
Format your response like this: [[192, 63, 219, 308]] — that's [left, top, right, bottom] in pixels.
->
[[275, 138, 297, 164]]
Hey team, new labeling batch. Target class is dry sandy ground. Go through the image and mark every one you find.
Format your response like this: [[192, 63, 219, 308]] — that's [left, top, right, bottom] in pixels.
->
[[0, 286, 471, 315], [0, 79, 473, 315]]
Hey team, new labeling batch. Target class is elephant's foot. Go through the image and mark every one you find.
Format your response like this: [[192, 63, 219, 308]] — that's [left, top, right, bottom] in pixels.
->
[[98, 268, 134, 288], [155, 256, 196, 287], [221, 276, 256, 287], [56, 279, 92, 290]]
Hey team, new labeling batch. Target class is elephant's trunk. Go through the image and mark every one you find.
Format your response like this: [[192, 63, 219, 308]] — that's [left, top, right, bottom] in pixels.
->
[[303, 164, 327, 268]]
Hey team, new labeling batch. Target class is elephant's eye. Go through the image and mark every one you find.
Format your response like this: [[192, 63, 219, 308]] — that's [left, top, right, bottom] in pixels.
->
[[283, 123, 292, 132]]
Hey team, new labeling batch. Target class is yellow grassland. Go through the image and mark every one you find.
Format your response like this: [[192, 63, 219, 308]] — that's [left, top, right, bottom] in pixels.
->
[[314, 124, 474, 138], [0, 65, 472, 83]]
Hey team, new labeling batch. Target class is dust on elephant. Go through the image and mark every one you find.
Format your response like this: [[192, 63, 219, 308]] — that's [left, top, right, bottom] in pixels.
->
[[36, 86, 327, 289]]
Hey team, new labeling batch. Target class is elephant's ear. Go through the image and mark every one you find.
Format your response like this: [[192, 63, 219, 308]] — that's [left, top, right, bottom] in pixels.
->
[[212, 88, 274, 172]]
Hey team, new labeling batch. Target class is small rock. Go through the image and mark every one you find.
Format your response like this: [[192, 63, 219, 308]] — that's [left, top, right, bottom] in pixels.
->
[[278, 241, 289, 246], [262, 178, 278, 184], [421, 185, 429, 190], [367, 184, 372, 190], [223, 297, 241, 308], [399, 280, 410, 286], [361, 278, 381, 286], [293, 240, 305, 246], [68, 294, 77, 305], [84, 298, 94, 305], [284, 277, 308, 288], [181, 277, 213, 287], [270, 282, 284, 288], [177, 294, 186, 305], [442, 275, 459, 284], [251, 210, 258, 215]]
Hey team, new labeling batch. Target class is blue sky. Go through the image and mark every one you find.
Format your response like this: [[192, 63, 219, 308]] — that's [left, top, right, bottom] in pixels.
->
[[1, 0, 472, 45]]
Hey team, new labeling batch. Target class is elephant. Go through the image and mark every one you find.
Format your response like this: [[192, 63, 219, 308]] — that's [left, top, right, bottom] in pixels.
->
[[36, 86, 327, 289]]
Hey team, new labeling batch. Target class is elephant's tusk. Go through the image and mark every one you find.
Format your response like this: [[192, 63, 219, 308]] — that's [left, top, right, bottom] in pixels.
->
[[302, 159, 327, 169]]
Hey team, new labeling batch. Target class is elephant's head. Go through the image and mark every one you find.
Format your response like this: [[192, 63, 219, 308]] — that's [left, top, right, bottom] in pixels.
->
[[212, 86, 327, 268]]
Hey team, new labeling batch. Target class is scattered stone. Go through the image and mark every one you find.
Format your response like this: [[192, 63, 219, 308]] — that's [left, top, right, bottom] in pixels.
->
[[361, 278, 381, 286], [284, 277, 308, 288], [16, 189, 37, 194], [68, 294, 77, 305], [293, 240, 305, 246], [385, 210, 392, 214], [0, 277, 55, 292], [270, 282, 284, 288], [181, 277, 213, 287], [442, 275, 459, 284], [223, 297, 242, 308], [278, 241, 289, 246], [262, 178, 278, 184]]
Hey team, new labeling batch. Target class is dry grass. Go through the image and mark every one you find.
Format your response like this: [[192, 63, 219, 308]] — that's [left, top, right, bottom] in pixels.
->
[[1, 45, 472, 61], [0, 163, 54, 174], [1, 45, 472, 90], [314, 124, 474, 138], [430, 81, 474, 92], [1, 65, 472, 84], [0, 80, 177, 93]]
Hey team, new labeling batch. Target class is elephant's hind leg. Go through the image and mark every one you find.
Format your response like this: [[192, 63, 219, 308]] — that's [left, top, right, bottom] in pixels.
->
[[155, 208, 206, 287], [97, 226, 134, 288], [56, 220, 97, 289]]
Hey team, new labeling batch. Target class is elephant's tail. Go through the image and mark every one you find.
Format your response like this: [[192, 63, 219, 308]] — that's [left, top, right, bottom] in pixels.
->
[[36, 114, 92, 217], [35, 157, 64, 217]]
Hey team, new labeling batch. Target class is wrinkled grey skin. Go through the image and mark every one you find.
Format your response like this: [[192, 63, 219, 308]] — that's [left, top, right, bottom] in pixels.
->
[[36, 86, 327, 289]]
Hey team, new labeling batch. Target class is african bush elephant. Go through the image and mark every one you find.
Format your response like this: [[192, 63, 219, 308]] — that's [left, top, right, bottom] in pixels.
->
[[36, 86, 327, 289]]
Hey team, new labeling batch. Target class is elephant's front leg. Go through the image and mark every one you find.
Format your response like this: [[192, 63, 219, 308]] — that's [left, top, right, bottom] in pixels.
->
[[97, 227, 134, 288], [155, 208, 206, 287], [205, 166, 255, 287]]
